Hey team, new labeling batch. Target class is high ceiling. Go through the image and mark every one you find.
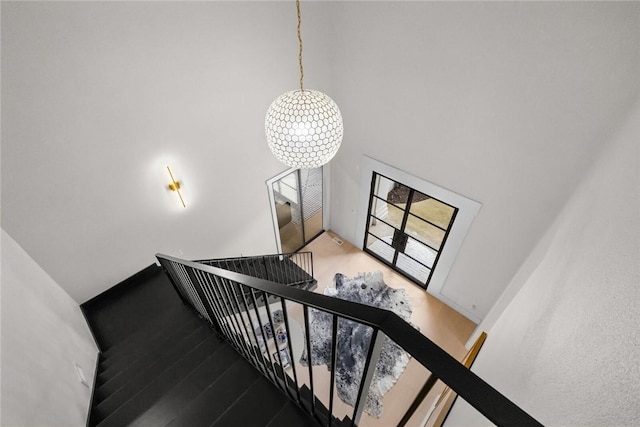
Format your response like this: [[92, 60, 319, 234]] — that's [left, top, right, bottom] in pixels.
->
[[2, 1, 638, 314]]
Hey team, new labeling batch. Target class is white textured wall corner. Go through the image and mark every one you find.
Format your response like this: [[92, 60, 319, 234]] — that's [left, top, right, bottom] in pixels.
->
[[1, 229, 98, 426], [445, 101, 640, 426]]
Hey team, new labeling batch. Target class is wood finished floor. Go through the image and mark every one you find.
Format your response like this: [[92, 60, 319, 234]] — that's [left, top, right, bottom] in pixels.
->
[[297, 231, 477, 427]]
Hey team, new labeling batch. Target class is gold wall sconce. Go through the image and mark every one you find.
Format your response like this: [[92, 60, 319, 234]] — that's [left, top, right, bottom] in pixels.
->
[[166, 165, 186, 208]]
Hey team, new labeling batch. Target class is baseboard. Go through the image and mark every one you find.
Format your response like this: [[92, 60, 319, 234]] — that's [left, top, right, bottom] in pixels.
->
[[80, 303, 103, 354], [85, 351, 101, 427]]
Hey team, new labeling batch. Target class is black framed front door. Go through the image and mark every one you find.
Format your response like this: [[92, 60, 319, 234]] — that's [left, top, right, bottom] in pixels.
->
[[363, 172, 458, 289]]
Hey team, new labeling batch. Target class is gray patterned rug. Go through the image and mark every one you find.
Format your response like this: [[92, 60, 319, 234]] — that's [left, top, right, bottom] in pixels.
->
[[299, 271, 415, 418]]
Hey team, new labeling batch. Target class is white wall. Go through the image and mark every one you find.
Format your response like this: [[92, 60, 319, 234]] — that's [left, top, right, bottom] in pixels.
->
[[326, 1, 639, 319], [445, 99, 640, 426], [1, 229, 98, 427], [0, 1, 334, 303], [1, 1, 638, 320]]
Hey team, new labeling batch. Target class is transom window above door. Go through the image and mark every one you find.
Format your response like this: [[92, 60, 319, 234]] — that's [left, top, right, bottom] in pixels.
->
[[364, 173, 458, 288]]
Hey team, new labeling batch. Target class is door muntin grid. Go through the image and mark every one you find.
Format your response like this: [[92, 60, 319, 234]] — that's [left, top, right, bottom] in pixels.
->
[[364, 172, 458, 289]]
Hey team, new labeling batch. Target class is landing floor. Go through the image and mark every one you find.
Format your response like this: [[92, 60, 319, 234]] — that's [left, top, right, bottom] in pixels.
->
[[296, 231, 477, 426]]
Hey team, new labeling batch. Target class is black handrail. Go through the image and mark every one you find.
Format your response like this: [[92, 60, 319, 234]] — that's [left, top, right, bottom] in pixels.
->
[[157, 253, 542, 427], [197, 252, 315, 288]]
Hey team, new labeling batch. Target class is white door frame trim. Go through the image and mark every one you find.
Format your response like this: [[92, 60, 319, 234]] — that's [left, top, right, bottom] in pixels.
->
[[355, 155, 482, 323]]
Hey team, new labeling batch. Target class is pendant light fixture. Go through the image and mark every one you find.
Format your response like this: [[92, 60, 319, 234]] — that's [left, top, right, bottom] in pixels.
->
[[265, 0, 343, 169]]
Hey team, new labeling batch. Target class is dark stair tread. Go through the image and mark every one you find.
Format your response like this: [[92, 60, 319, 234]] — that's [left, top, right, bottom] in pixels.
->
[[210, 375, 292, 427], [297, 384, 352, 427], [266, 401, 322, 427], [93, 324, 213, 419], [98, 314, 205, 383], [85, 266, 181, 349], [100, 305, 198, 366], [96, 320, 210, 399], [127, 344, 240, 427], [165, 358, 263, 427], [96, 333, 227, 427]]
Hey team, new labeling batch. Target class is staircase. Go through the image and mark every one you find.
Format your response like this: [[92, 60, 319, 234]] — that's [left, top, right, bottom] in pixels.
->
[[82, 264, 319, 426], [83, 252, 541, 427]]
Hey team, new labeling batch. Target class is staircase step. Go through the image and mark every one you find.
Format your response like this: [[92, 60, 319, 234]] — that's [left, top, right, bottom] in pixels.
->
[[297, 384, 352, 427], [128, 344, 240, 427], [99, 305, 198, 368], [93, 324, 212, 422], [210, 375, 291, 427], [85, 260, 321, 427], [97, 314, 204, 384], [83, 265, 178, 350], [266, 401, 321, 427], [96, 333, 226, 427], [165, 358, 262, 427], [96, 319, 209, 400]]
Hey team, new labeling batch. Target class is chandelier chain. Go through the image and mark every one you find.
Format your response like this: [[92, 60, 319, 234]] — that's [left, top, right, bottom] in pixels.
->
[[297, 0, 304, 92]]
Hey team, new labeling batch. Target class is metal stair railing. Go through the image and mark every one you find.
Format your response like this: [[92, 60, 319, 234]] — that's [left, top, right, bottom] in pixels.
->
[[156, 252, 542, 427], [197, 252, 314, 288]]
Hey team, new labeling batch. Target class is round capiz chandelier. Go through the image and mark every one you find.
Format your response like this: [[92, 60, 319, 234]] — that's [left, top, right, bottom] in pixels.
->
[[265, 89, 343, 169], [265, 0, 343, 169]]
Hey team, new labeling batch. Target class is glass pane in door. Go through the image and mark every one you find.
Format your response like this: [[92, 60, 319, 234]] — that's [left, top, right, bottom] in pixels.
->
[[300, 168, 323, 242], [409, 191, 456, 230], [405, 215, 446, 250], [367, 216, 396, 244], [268, 167, 324, 254], [272, 170, 304, 253], [396, 252, 431, 283], [404, 236, 437, 268], [370, 196, 405, 229], [363, 172, 459, 289], [365, 234, 394, 263]]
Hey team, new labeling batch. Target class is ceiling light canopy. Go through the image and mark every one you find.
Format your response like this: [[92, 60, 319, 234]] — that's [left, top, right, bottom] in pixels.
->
[[265, 0, 343, 169]]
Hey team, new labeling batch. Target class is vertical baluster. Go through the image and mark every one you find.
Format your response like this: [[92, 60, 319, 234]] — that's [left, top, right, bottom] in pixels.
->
[[250, 288, 281, 388], [280, 297, 301, 405], [263, 291, 293, 398], [303, 305, 316, 417], [298, 254, 304, 281], [158, 259, 189, 305], [226, 279, 257, 364], [209, 274, 245, 352], [259, 256, 268, 282], [351, 329, 385, 427], [273, 256, 282, 284], [194, 270, 226, 335], [169, 261, 192, 305], [262, 256, 270, 282], [237, 283, 269, 377], [309, 252, 314, 279], [285, 254, 293, 283], [215, 275, 250, 354], [228, 280, 262, 370], [236, 283, 267, 375], [218, 277, 252, 358], [298, 253, 304, 282], [200, 272, 234, 342], [328, 314, 339, 427], [172, 263, 199, 313], [184, 266, 216, 326]]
